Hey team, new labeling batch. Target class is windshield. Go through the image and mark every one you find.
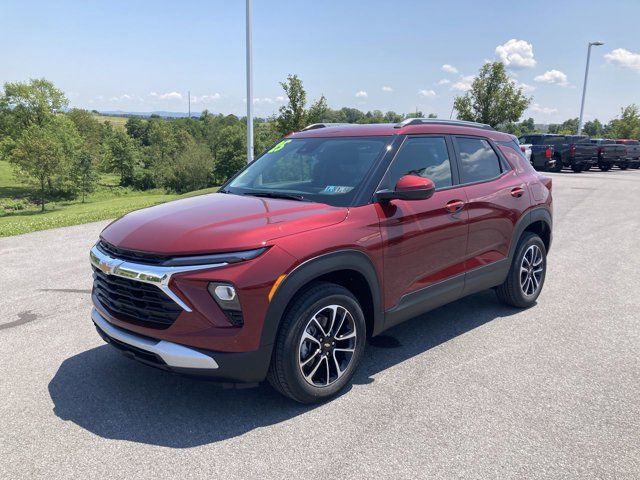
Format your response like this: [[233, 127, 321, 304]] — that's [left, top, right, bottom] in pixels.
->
[[225, 136, 391, 207]]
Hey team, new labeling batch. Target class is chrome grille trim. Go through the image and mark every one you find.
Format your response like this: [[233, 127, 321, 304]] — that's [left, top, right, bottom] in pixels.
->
[[89, 243, 227, 312]]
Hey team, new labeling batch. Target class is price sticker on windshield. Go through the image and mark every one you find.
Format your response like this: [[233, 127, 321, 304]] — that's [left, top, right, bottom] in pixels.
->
[[268, 139, 292, 153]]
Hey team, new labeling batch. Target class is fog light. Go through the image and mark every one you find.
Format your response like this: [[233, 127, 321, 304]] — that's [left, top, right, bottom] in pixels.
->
[[208, 282, 244, 327], [214, 284, 236, 301]]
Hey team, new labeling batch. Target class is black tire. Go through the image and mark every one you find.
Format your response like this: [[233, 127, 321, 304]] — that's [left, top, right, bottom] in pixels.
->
[[631, 162, 640, 169], [496, 232, 547, 308], [619, 164, 628, 170], [571, 163, 582, 173], [599, 163, 611, 172], [267, 282, 367, 403], [551, 157, 563, 172], [582, 164, 591, 171]]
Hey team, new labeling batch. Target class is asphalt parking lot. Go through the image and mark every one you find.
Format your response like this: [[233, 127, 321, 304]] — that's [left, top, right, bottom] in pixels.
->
[[1, 169, 639, 479]]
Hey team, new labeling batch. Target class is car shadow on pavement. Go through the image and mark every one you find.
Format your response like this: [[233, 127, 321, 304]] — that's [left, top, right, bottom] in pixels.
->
[[48, 290, 520, 448]]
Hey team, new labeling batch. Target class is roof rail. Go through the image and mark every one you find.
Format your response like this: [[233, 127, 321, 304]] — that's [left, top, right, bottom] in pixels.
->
[[300, 123, 349, 131], [394, 118, 495, 131]]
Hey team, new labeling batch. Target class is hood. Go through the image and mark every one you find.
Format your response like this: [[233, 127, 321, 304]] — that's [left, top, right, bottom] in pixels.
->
[[100, 192, 348, 255]]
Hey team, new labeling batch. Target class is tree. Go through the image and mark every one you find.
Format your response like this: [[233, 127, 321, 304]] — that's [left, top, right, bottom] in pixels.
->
[[276, 74, 307, 135], [605, 104, 640, 139], [275, 74, 330, 135], [163, 140, 214, 194], [307, 95, 328, 124], [102, 129, 139, 186], [72, 150, 98, 203], [583, 119, 604, 137], [0, 78, 68, 135], [504, 117, 537, 137], [9, 116, 81, 210], [453, 62, 531, 127], [213, 124, 246, 183]]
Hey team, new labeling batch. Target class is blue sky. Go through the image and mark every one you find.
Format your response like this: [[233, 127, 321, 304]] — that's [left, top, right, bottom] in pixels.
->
[[1, 0, 639, 123]]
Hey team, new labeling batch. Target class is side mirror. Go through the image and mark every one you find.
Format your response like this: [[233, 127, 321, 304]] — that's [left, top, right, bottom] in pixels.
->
[[376, 175, 436, 202]]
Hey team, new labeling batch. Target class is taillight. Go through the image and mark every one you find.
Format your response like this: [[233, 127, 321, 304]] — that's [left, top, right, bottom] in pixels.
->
[[545, 147, 552, 158], [521, 146, 526, 153], [569, 144, 576, 156], [598, 147, 603, 155]]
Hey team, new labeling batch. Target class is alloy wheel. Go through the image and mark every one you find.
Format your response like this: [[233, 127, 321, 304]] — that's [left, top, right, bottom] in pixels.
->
[[298, 305, 357, 387], [520, 245, 544, 296]]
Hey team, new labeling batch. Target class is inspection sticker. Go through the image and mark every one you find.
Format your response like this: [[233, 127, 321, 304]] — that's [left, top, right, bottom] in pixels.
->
[[322, 186, 353, 194]]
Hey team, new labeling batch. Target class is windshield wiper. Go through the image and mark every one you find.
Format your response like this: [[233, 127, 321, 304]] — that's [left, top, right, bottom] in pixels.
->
[[243, 191, 307, 201]]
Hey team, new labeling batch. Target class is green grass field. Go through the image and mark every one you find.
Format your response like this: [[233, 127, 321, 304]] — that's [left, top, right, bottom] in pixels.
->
[[94, 114, 129, 129], [0, 160, 217, 237]]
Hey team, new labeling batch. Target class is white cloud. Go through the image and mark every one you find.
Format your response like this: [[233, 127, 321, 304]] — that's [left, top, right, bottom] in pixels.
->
[[355, 90, 368, 98], [438, 79, 451, 85], [495, 39, 536, 68], [451, 75, 475, 91], [530, 103, 558, 115], [418, 89, 437, 98], [159, 91, 182, 100], [253, 97, 275, 104], [109, 94, 133, 102], [200, 93, 221, 102], [275, 96, 285, 102], [604, 48, 640, 71], [441, 64, 458, 74], [534, 69, 570, 87], [381, 86, 393, 92], [516, 82, 536, 93]]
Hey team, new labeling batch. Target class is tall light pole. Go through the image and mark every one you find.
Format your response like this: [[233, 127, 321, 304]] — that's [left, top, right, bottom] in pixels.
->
[[245, 0, 254, 163], [577, 41, 604, 135]]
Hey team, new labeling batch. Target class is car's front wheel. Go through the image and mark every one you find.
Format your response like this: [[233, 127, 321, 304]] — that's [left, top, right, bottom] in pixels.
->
[[267, 282, 366, 403], [496, 232, 547, 308]]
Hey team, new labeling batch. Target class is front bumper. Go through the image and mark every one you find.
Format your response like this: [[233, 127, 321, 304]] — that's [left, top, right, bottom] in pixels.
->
[[93, 308, 273, 383]]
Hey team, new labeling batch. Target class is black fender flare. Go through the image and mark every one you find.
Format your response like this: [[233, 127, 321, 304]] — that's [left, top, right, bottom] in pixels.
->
[[508, 207, 553, 261], [260, 249, 384, 347]]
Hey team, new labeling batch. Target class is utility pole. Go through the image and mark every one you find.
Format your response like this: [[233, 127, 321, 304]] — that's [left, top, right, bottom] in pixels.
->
[[577, 41, 604, 135], [246, 0, 254, 163]]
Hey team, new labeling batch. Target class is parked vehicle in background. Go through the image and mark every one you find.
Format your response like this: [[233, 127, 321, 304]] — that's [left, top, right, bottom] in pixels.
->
[[517, 134, 556, 171], [519, 134, 597, 173], [615, 139, 640, 169], [88, 119, 553, 403], [591, 139, 628, 171]]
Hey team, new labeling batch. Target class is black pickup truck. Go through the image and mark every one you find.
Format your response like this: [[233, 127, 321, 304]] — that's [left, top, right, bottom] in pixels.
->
[[615, 139, 640, 169], [521, 134, 597, 172], [590, 139, 628, 171], [517, 134, 556, 171]]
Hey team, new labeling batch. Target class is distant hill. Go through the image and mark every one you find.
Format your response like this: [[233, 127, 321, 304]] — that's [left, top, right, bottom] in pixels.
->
[[98, 110, 203, 119]]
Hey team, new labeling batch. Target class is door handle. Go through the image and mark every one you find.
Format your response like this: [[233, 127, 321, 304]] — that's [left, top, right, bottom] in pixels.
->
[[445, 199, 465, 214], [510, 187, 525, 198]]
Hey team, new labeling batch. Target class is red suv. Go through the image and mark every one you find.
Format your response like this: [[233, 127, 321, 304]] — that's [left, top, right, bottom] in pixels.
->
[[90, 119, 552, 403]]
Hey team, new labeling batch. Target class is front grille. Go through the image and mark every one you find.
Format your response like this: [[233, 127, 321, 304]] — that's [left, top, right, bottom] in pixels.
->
[[98, 240, 170, 265], [92, 267, 182, 329]]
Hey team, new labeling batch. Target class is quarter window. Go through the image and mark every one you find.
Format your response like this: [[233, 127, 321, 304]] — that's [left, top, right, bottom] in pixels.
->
[[455, 137, 502, 183], [382, 136, 452, 190]]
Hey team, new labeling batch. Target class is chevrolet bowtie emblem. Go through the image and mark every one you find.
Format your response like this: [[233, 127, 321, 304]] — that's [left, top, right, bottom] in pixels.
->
[[98, 260, 112, 275]]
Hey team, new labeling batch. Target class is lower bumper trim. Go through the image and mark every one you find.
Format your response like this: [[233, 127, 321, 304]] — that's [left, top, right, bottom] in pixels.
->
[[92, 308, 219, 370]]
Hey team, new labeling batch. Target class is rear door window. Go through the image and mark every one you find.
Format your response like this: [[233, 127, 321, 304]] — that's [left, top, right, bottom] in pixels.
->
[[454, 137, 502, 184]]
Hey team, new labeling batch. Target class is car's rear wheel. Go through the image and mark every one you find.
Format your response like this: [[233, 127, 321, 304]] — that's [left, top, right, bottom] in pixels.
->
[[582, 164, 591, 171], [571, 163, 582, 173], [267, 282, 366, 403], [619, 164, 628, 170], [599, 163, 611, 171], [496, 232, 547, 308]]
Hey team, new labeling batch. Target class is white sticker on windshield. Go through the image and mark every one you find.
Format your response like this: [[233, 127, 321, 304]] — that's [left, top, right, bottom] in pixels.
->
[[322, 186, 353, 194]]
